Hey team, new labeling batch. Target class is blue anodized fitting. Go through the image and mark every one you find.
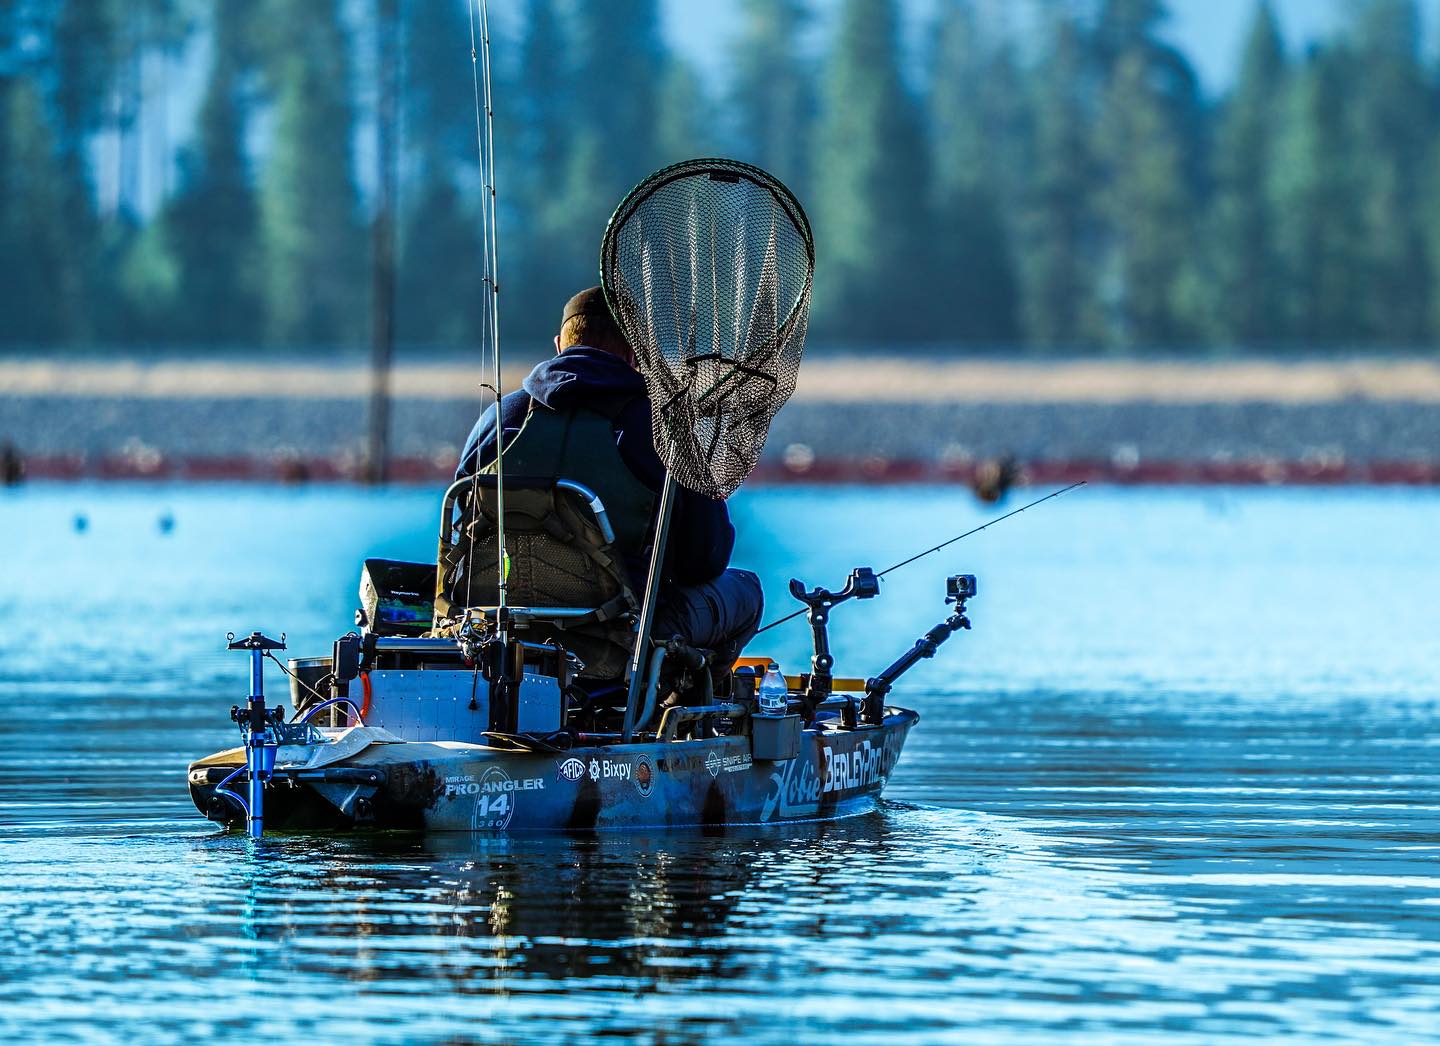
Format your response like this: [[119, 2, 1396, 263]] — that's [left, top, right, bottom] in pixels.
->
[[227, 631, 286, 839]]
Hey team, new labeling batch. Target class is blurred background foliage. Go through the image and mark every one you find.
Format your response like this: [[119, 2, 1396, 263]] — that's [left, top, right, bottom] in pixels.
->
[[1, 0, 1438, 352]]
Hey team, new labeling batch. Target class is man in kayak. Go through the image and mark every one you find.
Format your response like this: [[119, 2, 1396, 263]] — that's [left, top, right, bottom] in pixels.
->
[[455, 286, 764, 677]]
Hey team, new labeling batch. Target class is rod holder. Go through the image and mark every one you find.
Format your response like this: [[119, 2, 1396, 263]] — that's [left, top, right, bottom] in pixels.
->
[[787, 567, 879, 719]]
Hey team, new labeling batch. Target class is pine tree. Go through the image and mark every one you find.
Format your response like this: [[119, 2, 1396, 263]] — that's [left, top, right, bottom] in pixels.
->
[[255, 0, 361, 345], [810, 0, 930, 341], [1208, 0, 1286, 346], [141, 1, 260, 342], [657, 58, 716, 165], [398, 178, 486, 345], [395, 0, 484, 345], [44, 0, 124, 341], [49, 0, 122, 169], [1091, 0, 1206, 349], [1095, 49, 1201, 348], [506, 0, 583, 339], [1094, 0, 1168, 68], [927, 0, 1020, 342], [1018, 12, 1098, 347], [570, 0, 666, 195], [0, 76, 70, 341], [731, 0, 812, 197], [401, 0, 474, 172], [1347, 0, 1431, 343], [1096, 0, 1206, 204], [49, 0, 193, 341], [512, 0, 569, 195], [499, 0, 672, 340], [1268, 45, 1368, 343]]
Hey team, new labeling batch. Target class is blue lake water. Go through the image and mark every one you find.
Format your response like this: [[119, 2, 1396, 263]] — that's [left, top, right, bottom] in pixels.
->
[[1, 483, 1438, 1044]]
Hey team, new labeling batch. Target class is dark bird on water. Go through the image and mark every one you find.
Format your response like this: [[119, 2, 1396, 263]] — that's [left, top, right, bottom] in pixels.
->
[[972, 456, 1020, 504], [277, 456, 311, 485], [1, 442, 23, 486]]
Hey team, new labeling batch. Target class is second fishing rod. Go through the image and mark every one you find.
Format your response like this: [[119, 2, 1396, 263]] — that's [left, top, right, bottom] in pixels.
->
[[758, 481, 1085, 725], [756, 481, 1086, 636]]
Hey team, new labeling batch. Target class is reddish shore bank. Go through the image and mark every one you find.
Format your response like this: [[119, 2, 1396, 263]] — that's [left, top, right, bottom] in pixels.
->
[[11, 452, 1440, 486]]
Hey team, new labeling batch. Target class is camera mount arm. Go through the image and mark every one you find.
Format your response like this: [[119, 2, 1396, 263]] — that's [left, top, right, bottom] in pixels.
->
[[862, 575, 976, 725]]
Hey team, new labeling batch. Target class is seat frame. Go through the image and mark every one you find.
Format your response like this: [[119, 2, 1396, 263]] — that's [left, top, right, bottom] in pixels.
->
[[436, 475, 709, 737], [438, 475, 623, 622]]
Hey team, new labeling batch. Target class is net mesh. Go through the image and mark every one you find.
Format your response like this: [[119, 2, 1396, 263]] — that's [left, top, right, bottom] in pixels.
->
[[600, 158, 814, 500]]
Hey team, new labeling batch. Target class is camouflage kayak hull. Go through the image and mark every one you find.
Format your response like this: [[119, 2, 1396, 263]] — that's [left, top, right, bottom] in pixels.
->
[[188, 708, 918, 833]]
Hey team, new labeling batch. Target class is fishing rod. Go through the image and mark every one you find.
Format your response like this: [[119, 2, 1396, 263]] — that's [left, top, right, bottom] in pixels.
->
[[465, 0, 506, 629], [456, 0, 522, 732], [753, 481, 1086, 636]]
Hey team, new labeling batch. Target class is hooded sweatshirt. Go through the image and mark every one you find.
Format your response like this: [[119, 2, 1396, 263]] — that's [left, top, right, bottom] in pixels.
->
[[455, 346, 735, 587]]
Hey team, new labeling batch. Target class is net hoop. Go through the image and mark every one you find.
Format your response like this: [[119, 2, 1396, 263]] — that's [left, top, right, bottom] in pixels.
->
[[601, 158, 815, 331], [599, 157, 815, 500]]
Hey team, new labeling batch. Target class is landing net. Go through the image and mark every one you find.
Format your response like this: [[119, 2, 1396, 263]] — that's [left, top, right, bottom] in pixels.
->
[[600, 158, 814, 500]]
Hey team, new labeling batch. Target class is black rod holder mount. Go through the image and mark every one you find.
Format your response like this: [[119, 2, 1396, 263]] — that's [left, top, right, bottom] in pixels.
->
[[787, 567, 880, 719]]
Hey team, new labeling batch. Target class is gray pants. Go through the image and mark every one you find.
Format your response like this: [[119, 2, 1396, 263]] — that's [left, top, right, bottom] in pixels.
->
[[652, 568, 765, 667]]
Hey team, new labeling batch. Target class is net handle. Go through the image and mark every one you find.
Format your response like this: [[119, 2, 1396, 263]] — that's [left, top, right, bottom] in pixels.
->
[[602, 157, 816, 736]]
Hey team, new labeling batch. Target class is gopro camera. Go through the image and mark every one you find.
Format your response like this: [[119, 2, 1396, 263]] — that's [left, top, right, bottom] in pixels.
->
[[946, 574, 977, 603]]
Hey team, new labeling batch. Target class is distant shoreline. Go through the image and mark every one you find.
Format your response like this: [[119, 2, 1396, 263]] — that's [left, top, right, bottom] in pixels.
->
[[3, 354, 1438, 486], [5, 354, 1440, 404]]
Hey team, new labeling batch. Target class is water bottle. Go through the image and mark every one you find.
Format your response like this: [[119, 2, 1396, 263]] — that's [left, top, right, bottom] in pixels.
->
[[757, 665, 789, 716]]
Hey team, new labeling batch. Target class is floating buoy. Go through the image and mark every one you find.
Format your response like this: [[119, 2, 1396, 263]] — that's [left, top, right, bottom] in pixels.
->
[[1, 442, 23, 486]]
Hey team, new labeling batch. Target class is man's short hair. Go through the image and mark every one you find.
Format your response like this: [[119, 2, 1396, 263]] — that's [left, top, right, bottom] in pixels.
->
[[559, 286, 629, 355], [559, 311, 626, 352]]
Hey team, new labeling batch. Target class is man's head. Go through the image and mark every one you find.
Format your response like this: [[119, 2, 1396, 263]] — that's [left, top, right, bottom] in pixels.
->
[[556, 286, 635, 368]]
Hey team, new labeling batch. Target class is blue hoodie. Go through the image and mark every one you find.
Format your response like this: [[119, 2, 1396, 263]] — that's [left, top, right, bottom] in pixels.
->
[[456, 346, 736, 587]]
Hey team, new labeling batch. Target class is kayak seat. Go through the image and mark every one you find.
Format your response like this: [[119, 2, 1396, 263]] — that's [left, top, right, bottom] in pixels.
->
[[433, 474, 639, 681]]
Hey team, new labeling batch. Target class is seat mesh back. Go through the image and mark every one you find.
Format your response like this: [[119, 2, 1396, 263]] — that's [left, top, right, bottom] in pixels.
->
[[439, 483, 636, 679]]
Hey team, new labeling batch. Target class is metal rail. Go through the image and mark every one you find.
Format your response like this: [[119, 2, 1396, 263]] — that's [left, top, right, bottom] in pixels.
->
[[438, 476, 617, 561]]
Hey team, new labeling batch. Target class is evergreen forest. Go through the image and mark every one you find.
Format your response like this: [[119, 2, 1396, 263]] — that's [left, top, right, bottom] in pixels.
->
[[2, 0, 1438, 352]]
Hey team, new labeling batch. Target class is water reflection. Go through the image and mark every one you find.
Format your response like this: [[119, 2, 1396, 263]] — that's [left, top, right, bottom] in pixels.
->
[[180, 813, 988, 997], [4, 794, 1439, 1042], [2, 809, 1017, 1042]]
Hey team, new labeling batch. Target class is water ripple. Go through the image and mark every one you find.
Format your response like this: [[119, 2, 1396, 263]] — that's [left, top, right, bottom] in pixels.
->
[[2, 486, 1439, 1043]]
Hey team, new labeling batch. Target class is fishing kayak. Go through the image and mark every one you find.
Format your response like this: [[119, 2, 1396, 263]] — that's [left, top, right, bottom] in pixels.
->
[[186, 151, 987, 839], [187, 565, 972, 837], [187, 705, 919, 832]]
